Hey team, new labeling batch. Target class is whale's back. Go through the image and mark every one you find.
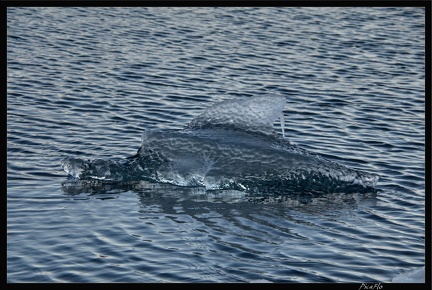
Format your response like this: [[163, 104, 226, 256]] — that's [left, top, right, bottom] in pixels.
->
[[62, 94, 379, 195], [187, 95, 286, 136]]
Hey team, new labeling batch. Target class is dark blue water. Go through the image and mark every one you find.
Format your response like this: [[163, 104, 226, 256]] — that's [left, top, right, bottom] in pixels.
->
[[7, 7, 426, 283]]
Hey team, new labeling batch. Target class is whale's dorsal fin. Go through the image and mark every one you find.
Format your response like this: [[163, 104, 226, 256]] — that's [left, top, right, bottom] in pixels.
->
[[187, 95, 286, 135]]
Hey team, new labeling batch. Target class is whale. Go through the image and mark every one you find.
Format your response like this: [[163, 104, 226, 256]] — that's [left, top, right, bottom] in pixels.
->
[[61, 95, 379, 196]]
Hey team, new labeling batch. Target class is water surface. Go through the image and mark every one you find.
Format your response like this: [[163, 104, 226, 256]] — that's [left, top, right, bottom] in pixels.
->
[[7, 7, 425, 283]]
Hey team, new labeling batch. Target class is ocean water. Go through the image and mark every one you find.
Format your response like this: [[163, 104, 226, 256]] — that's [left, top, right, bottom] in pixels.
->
[[7, 7, 426, 283]]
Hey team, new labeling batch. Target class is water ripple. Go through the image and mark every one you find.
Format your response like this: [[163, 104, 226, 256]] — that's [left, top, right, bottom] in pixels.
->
[[7, 7, 425, 283]]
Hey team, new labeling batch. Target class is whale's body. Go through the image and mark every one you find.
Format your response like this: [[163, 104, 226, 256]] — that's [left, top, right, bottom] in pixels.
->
[[62, 95, 379, 195]]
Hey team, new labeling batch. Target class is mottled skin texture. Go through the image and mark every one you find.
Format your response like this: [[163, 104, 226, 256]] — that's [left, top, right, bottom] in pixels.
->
[[62, 95, 378, 194]]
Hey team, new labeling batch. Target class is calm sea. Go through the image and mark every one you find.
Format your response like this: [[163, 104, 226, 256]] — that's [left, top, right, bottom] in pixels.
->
[[7, 7, 425, 283]]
